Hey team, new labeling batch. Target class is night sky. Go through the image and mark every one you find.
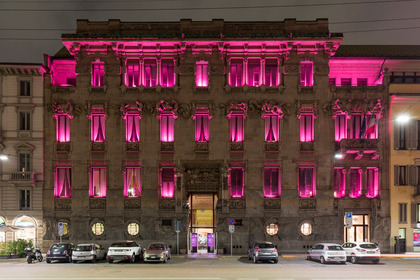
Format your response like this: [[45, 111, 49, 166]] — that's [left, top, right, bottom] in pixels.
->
[[1, 0, 420, 63]]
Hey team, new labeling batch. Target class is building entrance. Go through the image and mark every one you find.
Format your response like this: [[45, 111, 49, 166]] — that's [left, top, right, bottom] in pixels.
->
[[188, 193, 217, 254], [344, 214, 370, 242]]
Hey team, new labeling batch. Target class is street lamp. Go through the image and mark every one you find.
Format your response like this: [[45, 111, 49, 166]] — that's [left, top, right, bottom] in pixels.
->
[[0, 154, 8, 161], [396, 114, 410, 124], [334, 153, 344, 159]]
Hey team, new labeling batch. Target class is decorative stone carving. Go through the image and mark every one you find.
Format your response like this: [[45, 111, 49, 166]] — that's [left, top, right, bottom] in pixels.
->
[[209, 65, 224, 75], [54, 198, 71, 210], [53, 86, 76, 94], [178, 103, 192, 119], [185, 167, 220, 192], [194, 142, 209, 153], [299, 198, 316, 210], [53, 101, 74, 116], [283, 64, 299, 74], [160, 142, 174, 151], [56, 142, 71, 153], [159, 199, 176, 210], [88, 86, 107, 94], [229, 198, 246, 209], [126, 142, 140, 152], [124, 198, 141, 209], [230, 142, 244, 151], [91, 142, 105, 151], [89, 198, 106, 209], [300, 142, 314, 152], [265, 142, 279, 151], [264, 198, 281, 210]]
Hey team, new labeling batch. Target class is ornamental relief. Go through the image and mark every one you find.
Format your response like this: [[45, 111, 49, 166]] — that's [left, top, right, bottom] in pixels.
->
[[52, 101, 74, 116], [209, 65, 224, 75], [89, 198, 106, 209], [229, 198, 246, 209], [283, 64, 299, 74], [124, 198, 141, 209], [54, 198, 71, 210], [264, 198, 281, 210], [184, 168, 220, 191], [159, 199, 176, 210]]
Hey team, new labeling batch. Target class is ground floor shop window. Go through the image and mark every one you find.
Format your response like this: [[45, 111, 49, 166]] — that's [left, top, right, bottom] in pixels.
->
[[344, 214, 370, 242], [14, 216, 36, 245]]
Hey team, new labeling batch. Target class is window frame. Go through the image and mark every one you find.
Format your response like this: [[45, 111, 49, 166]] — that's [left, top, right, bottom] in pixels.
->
[[298, 166, 316, 198]]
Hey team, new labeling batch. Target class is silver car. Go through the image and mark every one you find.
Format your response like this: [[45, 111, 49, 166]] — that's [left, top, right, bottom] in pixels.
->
[[248, 241, 278, 263], [307, 243, 346, 264], [143, 242, 171, 263], [72, 243, 107, 263]]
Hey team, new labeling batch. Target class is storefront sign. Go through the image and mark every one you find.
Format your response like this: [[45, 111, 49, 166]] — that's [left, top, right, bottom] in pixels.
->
[[414, 229, 420, 247], [207, 233, 214, 247], [191, 233, 197, 247]]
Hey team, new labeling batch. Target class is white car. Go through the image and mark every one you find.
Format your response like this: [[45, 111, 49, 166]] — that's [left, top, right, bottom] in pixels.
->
[[72, 243, 107, 263], [143, 242, 171, 263], [307, 243, 346, 264], [107, 241, 142, 263], [342, 242, 380, 264]]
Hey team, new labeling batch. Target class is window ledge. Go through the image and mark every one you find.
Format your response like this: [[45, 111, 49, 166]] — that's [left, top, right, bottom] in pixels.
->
[[51, 85, 76, 94], [120, 84, 179, 94]]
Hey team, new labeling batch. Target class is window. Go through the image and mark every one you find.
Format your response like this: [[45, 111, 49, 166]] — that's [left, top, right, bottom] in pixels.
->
[[91, 114, 106, 142], [394, 120, 419, 150], [127, 223, 139, 236], [91, 61, 104, 87], [266, 223, 278, 236], [298, 167, 316, 197], [417, 204, 420, 223], [161, 59, 175, 87], [264, 115, 279, 142], [341, 78, 352, 86], [357, 78, 368, 86], [329, 78, 336, 86], [334, 114, 347, 141], [19, 80, 31, 96], [300, 114, 314, 142], [247, 59, 261, 86], [229, 59, 244, 86], [54, 167, 72, 197], [19, 112, 31, 130], [230, 115, 244, 142], [125, 60, 140, 87], [19, 153, 30, 172], [229, 167, 244, 198], [91, 222, 104, 236], [19, 189, 30, 210], [124, 167, 141, 197], [125, 114, 140, 142], [195, 114, 209, 142], [160, 167, 175, 198], [89, 167, 106, 197], [160, 115, 175, 142], [143, 59, 158, 87], [395, 165, 408, 186], [399, 203, 408, 223], [333, 168, 346, 198], [196, 61, 208, 87], [366, 167, 379, 198], [162, 219, 172, 226], [300, 61, 313, 86], [301, 223, 312, 236], [345, 214, 370, 242], [349, 168, 362, 198], [263, 167, 281, 197], [350, 114, 362, 139], [264, 59, 279, 86], [56, 114, 71, 142]]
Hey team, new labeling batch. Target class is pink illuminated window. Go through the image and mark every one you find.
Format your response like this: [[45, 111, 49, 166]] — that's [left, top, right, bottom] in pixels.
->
[[300, 61, 313, 86], [196, 61, 208, 87], [160, 115, 175, 142], [54, 167, 72, 197], [126, 114, 140, 142], [126, 60, 140, 87], [56, 114, 71, 142], [300, 114, 314, 142], [247, 59, 261, 86], [265, 59, 279, 86], [91, 61, 104, 87], [124, 167, 141, 197], [265, 115, 279, 142], [349, 168, 362, 198], [341, 78, 352, 86], [298, 167, 316, 197], [333, 168, 346, 198], [195, 114, 209, 142], [160, 167, 175, 198], [91, 114, 106, 142], [335, 114, 347, 141], [366, 167, 379, 198], [230, 115, 244, 142], [357, 78, 368, 87], [144, 59, 158, 87], [161, 59, 175, 87], [230, 167, 244, 198], [329, 78, 336, 86], [350, 114, 362, 139], [89, 167, 106, 197], [229, 59, 244, 86], [264, 167, 280, 197]]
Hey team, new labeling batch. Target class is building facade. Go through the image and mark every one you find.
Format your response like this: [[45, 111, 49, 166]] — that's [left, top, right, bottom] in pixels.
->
[[43, 19, 391, 253], [0, 63, 44, 246]]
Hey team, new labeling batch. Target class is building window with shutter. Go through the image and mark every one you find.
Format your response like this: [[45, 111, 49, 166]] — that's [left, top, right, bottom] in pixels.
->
[[399, 203, 407, 223], [91, 61, 104, 87], [394, 165, 408, 186], [19, 189, 30, 210], [263, 167, 281, 198], [19, 80, 31, 96], [298, 166, 316, 197], [334, 114, 347, 141], [229, 59, 244, 87]]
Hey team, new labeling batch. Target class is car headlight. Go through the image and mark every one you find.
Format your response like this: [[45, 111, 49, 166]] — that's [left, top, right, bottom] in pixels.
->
[[144, 252, 149, 257], [158, 252, 164, 257]]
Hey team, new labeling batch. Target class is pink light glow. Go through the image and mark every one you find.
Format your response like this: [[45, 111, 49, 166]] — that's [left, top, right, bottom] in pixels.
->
[[91, 114, 106, 142], [49, 59, 77, 86], [350, 114, 362, 139], [144, 59, 158, 87], [160, 115, 175, 142], [264, 115, 279, 142], [299, 114, 314, 142], [263, 167, 280, 197], [124, 167, 141, 197], [366, 167, 379, 198], [125, 60, 140, 87], [300, 61, 313, 86], [125, 114, 140, 142], [196, 61, 209, 87], [229, 167, 244, 198], [298, 167, 316, 197], [229, 59, 244, 87], [349, 168, 362, 198], [247, 59, 261, 86], [265, 59, 279, 86], [334, 114, 347, 141], [55, 114, 71, 142], [329, 59, 384, 86], [160, 167, 175, 198], [195, 114, 209, 142], [89, 167, 106, 197], [91, 61, 104, 87], [54, 167, 72, 197], [333, 168, 346, 198], [161, 59, 175, 87], [230, 115, 244, 142]]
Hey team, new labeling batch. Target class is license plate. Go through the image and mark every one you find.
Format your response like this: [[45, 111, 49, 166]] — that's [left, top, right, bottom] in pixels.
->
[[115, 250, 123, 252], [368, 251, 375, 254]]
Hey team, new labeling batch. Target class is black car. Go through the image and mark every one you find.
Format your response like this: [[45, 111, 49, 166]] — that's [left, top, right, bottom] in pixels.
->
[[46, 243, 75, 263], [248, 241, 278, 263]]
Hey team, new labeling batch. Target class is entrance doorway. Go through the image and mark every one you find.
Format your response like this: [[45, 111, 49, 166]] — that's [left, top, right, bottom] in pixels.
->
[[188, 193, 217, 254], [344, 214, 370, 242]]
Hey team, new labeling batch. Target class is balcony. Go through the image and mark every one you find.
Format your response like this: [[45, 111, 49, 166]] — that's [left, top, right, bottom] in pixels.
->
[[265, 142, 279, 152], [339, 139, 379, 160], [91, 142, 105, 152], [194, 142, 209, 153], [160, 142, 174, 152], [9, 172, 36, 184], [230, 142, 244, 152], [56, 142, 71, 153], [126, 142, 141, 152], [300, 142, 314, 153]]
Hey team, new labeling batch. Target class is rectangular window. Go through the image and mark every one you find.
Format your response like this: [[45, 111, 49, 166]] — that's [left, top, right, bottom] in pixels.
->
[[298, 167, 316, 197], [230, 167, 244, 198], [395, 122, 407, 150], [91, 114, 106, 142], [417, 204, 420, 223], [334, 167, 346, 198], [229, 59, 244, 87], [230, 115, 244, 142], [89, 167, 106, 197], [341, 78, 352, 86], [300, 114, 314, 142], [263, 167, 280, 197], [247, 59, 261, 86], [19, 112, 31, 130], [56, 114, 71, 142], [366, 167, 379, 198], [399, 203, 407, 223], [395, 165, 407, 186], [125, 60, 140, 87], [349, 168, 362, 198], [67, 78, 76, 87], [350, 114, 362, 139], [161, 59, 175, 87], [335, 114, 347, 141], [160, 115, 175, 142], [160, 167, 175, 198], [195, 114, 209, 142], [300, 61, 313, 86], [357, 78, 368, 86], [264, 115, 279, 142], [124, 167, 141, 197], [264, 59, 279, 86], [125, 114, 140, 142], [144, 59, 158, 87], [19, 153, 30, 172], [54, 167, 72, 197], [19, 189, 30, 210], [20, 80, 31, 96], [91, 61, 104, 87], [196, 61, 208, 87], [329, 78, 336, 86]]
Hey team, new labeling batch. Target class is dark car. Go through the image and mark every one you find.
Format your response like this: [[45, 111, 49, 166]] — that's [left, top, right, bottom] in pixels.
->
[[248, 241, 278, 263], [46, 243, 75, 263]]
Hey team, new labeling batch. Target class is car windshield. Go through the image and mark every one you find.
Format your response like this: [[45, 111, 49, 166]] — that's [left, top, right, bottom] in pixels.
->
[[51, 244, 68, 249], [327, 246, 343, 251], [75, 245, 92, 251], [360, 244, 378, 249], [110, 242, 136, 247], [258, 244, 275, 249], [148, 244, 164, 250]]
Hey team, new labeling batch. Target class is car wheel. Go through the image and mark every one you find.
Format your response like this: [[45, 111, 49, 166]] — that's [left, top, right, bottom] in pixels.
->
[[274, 259, 278, 264], [27, 257, 32, 264], [46, 259, 51, 264], [306, 253, 311, 260], [341, 261, 346, 264], [92, 256, 97, 263], [350, 255, 357, 264], [72, 260, 77, 264], [373, 259, 380, 264], [108, 258, 113, 263], [253, 255, 258, 263], [38, 256, 43, 262], [67, 255, 72, 263], [130, 254, 136, 263], [320, 256, 325, 264]]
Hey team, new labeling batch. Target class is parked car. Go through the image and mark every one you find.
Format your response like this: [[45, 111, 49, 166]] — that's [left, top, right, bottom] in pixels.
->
[[342, 242, 381, 264], [46, 243, 75, 263], [107, 241, 142, 263], [248, 241, 278, 263], [307, 243, 346, 264], [72, 243, 107, 263], [143, 242, 171, 263]]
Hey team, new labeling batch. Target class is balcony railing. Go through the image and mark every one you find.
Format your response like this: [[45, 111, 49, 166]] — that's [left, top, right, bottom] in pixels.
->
[[339, 138, 379, 160], [11, 172, 35, 181]]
